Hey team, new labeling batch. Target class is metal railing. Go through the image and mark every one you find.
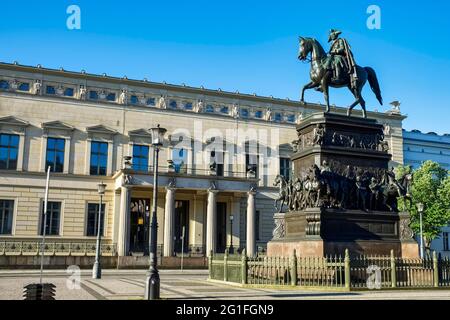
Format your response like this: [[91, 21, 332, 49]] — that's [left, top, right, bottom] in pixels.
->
[[126, 165, 252, 179], [0, 240, 117, 256], [209, 249, 450, 290]]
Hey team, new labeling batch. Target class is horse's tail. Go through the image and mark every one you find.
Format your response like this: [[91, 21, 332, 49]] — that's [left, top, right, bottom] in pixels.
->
[[365, 67, 383, 105]]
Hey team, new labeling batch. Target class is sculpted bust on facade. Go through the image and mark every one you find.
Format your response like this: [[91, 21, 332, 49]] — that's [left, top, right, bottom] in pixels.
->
[[119, 89, 128, 105], [158, 95, 167, 109], [78, 85, 86, 100], [33, 80, 42, 95]]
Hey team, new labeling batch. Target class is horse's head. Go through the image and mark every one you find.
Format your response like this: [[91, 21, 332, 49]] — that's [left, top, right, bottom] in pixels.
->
[[298, 36, 310, 61]]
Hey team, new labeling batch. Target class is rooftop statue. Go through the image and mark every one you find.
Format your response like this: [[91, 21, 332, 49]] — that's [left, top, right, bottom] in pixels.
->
[[298, 29, 383, 118]]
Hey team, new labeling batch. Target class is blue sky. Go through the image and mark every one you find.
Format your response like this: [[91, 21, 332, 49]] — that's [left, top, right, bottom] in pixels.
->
[[0, 0, 449, 133]]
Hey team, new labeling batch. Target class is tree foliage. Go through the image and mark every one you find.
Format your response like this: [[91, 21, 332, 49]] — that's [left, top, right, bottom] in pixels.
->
[[397, 160, 450, 249]]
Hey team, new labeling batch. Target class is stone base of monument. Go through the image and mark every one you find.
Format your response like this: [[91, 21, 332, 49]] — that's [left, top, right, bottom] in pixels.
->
[[268, 112, 419, 259], [267, 210, 419, 258]]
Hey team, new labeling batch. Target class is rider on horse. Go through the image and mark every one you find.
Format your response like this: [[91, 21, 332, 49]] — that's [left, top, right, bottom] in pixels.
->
[[323, 29, 358, 89]]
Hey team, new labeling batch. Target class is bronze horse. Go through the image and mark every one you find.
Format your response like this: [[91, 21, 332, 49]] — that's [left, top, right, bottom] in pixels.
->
[[298, 37, 383, 118], [381, 171, 413, 212], [273, 174, 289, 213]]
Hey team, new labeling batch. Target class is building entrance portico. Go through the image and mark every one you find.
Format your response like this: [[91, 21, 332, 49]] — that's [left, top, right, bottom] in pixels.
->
[[114, 170, 258, 259]]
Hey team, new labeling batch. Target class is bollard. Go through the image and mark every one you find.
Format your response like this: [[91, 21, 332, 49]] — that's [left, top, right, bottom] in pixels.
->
[[390, 249, 397, 288], [433, 251, 439, 288], [241, 249, 247, 285], [224, 248, 229, 282], [290, 249, 298, 286], [208, 250, 213, 280]]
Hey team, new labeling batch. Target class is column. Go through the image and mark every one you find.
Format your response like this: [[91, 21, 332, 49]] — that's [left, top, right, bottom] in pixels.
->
[[246, 189, 256, 257], [163, 186, 176, 256], [117, 186, 131, 256], [206, 188, 218, 255]]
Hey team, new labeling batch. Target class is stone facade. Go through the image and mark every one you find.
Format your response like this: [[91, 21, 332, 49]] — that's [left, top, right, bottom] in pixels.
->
[[0, 62, 406, 261]]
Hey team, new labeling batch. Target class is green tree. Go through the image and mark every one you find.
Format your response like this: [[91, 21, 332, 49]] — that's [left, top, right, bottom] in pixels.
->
[[397, 161, 450, 251]]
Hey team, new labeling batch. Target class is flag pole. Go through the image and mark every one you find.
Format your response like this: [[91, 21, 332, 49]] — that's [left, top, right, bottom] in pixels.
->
[[39, 166, 51, 285]]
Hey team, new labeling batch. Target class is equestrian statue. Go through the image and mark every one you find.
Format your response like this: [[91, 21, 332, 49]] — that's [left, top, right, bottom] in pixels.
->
[[298, 29, 383, 118]]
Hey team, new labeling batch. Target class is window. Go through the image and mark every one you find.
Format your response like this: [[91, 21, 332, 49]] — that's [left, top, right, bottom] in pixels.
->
[[0, 200, 14, 235], [18, 83, 30, 91], [280, 158, 291, 180], [90, 141, 108, 175], [184, 102, 193, 110], [220, 106, 229, 114], [274, 113, 282, 122], [130, 95, 139, 104], [0, 80, 9, 90], [40, 201, 61, 236], [444, 232, 449, 251], [210, 150, 224, 176], [86, 203, 106, 236], [246, 154, 258, 178], [64, 88, 74, 97], [254, 110, 263, 119], [89, 91, 98, 100], [172, 148, 187, 173], [106, 93, 116, 101], [46, 138, 65, 173], [205, 105, 214, 113], [46, 86, 56, 95], [0, 134, 19, 170], [241, 109, 249, 118], [146, 98, 156, 106], [255, 211, 260, 241], [286, 114, 296, 123], [132, 144, 149, 172], [169, 100, 177, 109]]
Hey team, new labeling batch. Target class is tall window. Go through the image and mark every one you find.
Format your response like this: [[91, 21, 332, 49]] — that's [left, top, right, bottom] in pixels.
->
[[0, 134, 19, 170], [172, 148, 187, 173], [210, 150, 224, 176], [132, 144, 149, 172], [255, 210, 260, 241], [280, 158, 291, 181], [86, 203, 106, 236], [90, 141, 108, 175], [444, 232, 449, 251], [245, 154, 258, 178], [40, 201, 61, 236], [46, 138, 65, 173], [0, 200, 14, 235]]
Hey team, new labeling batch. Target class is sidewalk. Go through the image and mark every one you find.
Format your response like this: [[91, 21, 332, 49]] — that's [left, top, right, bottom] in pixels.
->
[[1, 269, 449, 300]]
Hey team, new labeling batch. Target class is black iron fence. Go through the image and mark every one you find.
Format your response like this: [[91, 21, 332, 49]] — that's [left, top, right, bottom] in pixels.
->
[[208, 249, 450, 290]]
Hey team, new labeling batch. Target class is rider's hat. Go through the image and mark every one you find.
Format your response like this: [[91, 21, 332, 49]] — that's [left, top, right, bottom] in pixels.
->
[[328, 29, 342, 42]]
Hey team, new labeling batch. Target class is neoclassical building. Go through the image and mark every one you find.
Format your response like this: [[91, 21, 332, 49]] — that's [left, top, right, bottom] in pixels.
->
[[0, 62, 405, 264]]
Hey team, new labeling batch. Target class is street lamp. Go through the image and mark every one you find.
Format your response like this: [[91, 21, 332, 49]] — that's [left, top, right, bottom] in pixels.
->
[[92, 181, 106, 279], [416, 202, 425, 259], [229, 215, 234, 254], [145, 124, 167, 300]]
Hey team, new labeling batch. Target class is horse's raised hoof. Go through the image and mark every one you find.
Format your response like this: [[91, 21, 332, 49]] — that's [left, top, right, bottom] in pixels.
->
[[346, 109, 351, 117], [300, 100, 306, 105]]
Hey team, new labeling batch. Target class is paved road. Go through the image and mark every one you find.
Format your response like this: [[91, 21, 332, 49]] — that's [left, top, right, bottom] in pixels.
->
[[1, 269, 450, 300]]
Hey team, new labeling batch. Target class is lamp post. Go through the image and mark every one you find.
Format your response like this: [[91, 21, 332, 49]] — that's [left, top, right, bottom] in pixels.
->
[[92, 181, 106, 279], [145, 124, 167, 300], [229, 215, 234, 254], [416, 202, 425, 259]]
